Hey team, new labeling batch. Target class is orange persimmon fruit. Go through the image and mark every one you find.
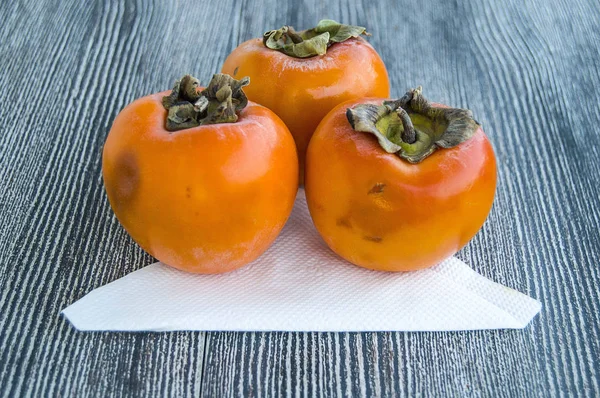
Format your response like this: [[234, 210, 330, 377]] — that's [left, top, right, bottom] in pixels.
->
[[305, 87, 497, 272], [222, 19, 390, 183], [102, 74, 298, 274]]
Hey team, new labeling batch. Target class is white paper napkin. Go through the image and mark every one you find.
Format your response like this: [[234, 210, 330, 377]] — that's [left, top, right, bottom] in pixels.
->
[[62, 190, 541, 332]]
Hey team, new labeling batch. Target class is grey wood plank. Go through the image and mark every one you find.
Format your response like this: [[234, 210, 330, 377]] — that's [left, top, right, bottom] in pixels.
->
[[0, 0, 599, 397]]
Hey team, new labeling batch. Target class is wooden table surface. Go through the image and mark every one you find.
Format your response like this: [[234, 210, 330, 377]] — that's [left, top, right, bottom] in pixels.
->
[[1, 0, 599, 396]]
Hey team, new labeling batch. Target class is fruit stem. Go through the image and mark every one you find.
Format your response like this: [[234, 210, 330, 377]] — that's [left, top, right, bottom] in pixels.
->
[[162, 73, 250, 131], [346, 87, 480, 163], [396, 107, 416, 144], [286, 27, 304, 44], [262, 19, 368, 58]]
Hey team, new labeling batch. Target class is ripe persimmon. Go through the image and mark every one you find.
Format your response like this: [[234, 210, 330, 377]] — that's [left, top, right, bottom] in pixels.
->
[[102, 74, 298, 274], [305, 87, 497, 272], [222, 19, 390, 183]]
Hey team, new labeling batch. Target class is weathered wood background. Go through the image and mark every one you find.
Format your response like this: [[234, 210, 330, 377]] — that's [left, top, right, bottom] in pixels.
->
[[1, 0, 599, 396]]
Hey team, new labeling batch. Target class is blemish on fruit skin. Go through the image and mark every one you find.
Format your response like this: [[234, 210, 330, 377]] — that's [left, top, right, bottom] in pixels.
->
[[114, 151, 139, 206], [368, 183, 385, 194], [336, 217, 352, 229], [233, 67, 239, 76], [363, 235, 383, 243], [313, 202, 325, 212], [185, 186, 192, 199]]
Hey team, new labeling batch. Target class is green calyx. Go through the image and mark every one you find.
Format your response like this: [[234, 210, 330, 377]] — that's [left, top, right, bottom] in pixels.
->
[[263, 19, 368, 58], [346, 87, 480, 163], [162, 73, 250, 131]]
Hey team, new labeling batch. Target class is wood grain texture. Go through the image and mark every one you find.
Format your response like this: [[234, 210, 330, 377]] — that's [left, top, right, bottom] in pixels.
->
[[0, 0, 598, 396]]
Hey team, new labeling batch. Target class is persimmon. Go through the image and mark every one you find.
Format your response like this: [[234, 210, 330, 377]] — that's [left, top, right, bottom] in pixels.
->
[[305, 87, 497, 272], [222, 19, 390, 183], [102, 74, 298, 274]]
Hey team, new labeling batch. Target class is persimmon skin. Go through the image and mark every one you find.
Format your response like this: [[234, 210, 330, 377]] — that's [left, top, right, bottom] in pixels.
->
[[102, 92, 298, 274], [221, 38, 390, 182], [305, 99, 497, 272]]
